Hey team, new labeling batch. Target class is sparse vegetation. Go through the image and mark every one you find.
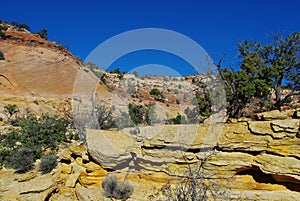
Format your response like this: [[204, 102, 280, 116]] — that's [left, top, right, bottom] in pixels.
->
[[169, 113, 186, 124], [150, 88, 165, 102], [57, 42, 69, 51], [0, 113, 69, 172], [0, 50, 4, 60], [11, 21, 30, 31], [128, 103, 155, 125], [34, 29, 48, 39], [39, 153, 58, 174], [165, 152, 227, 201], [96, 103, 116, 130], [84, 62, 109, 85], [0, 23, 7, 39], [3, 104, 19, 125], [102, 175, 134, 200]]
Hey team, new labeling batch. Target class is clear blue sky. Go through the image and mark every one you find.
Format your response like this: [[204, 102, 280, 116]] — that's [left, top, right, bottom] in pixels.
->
[[1, 0, 300, 75]]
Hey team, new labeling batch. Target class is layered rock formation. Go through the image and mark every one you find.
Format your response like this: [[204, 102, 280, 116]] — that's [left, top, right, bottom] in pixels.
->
[[85, 109, 300, 200], [0, 28, 105, 120], [0, 112, 299, 200]]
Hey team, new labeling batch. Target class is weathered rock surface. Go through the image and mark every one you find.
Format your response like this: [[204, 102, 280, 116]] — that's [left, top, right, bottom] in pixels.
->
[[85, 110, 300, 200], [0, 110, 299, 200]]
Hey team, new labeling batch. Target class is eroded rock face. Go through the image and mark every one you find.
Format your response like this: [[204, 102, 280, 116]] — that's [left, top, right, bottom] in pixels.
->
[[0, 110, 299, 200], [85, 110, 300, 200]]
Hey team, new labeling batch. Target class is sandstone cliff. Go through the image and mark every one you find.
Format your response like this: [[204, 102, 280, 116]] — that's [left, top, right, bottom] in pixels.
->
[[0, 27, 106, 120], [0, 110, 299, 200]]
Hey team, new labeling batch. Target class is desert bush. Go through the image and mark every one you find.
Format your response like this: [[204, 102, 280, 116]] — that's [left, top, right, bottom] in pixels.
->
[[170, 113, 186, 124], [34, 29, 48, 39], [128, 103, 155, 125], [150, 88, 165, 102], [102, 175, 133, 200], [3, 104, 19, 125], [96, 103, 116, 130], [0, 30, 4, 39], [11, 21, 30, 31], [39, 153, 57, 174], [0, 50, 4, 60], [57, 42, 69, 51], [0, 113, 68, 171], [165, 152, 227, 201], [19, 114, 68, 151], [9, 147, 35, 173], [128, 103, 144, 125]]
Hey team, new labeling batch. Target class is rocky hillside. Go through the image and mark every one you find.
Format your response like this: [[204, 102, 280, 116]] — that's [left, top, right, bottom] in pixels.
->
[[0, 24, 107, 120]]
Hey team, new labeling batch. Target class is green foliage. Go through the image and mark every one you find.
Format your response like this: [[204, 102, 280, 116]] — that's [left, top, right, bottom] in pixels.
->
[[57, 42, 69, 51], [9, 147, 35, 173], [127, 85, 136, 96], [102, 175, 134, 200], [150, 88, 165, 102], [34, 29, 48, 39], [19, 114, 68, 151], [132, 71, 139, 77], [114, 111, 135, 129], [83, 62, 108, 84], [0, 24, 7, 39], [39, 153, 58, 174], [128, 103, 144, 125], [3, 104, 19, 118], [0, 113, 68, 171], [11, 21, 30, 31], [96, 103, 116, 130], [171, 113, 186, 124], [110, 68, 124, 74], [0, 50, 4, 60], [128, 103, 154, 125], [3, 104, 19, 125], [218, 32, 300, 117], [196, 93, 212, 117]]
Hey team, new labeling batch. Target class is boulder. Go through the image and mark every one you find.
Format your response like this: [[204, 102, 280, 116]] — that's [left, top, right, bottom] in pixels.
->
[[86, 129, 136, 169], [255, 110, 295, 120]]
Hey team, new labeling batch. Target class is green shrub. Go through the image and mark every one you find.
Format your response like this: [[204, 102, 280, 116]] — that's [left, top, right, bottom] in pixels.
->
[[19, 114, 68, 150], [34, 29, 48, 39], [0, 50, 4, 60], [128, 103, 144, 125], [128, 103, 154, 125], [11, 21, 30, 31], [3, 104, 19, 125], [172, 113, 186, 124], [0, 113, 68, 171], [102, 175, 133, 200], [150, 88, 165, 102], [9, 147, 35, 173], [110, 68, 123, 74], [57, 43, 69, 51], [39, 153, 57, 174], [96, 103, 116, 130]]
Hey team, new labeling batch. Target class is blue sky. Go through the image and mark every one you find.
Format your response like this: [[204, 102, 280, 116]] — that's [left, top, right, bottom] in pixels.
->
[[1, 0, 300, 75]]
